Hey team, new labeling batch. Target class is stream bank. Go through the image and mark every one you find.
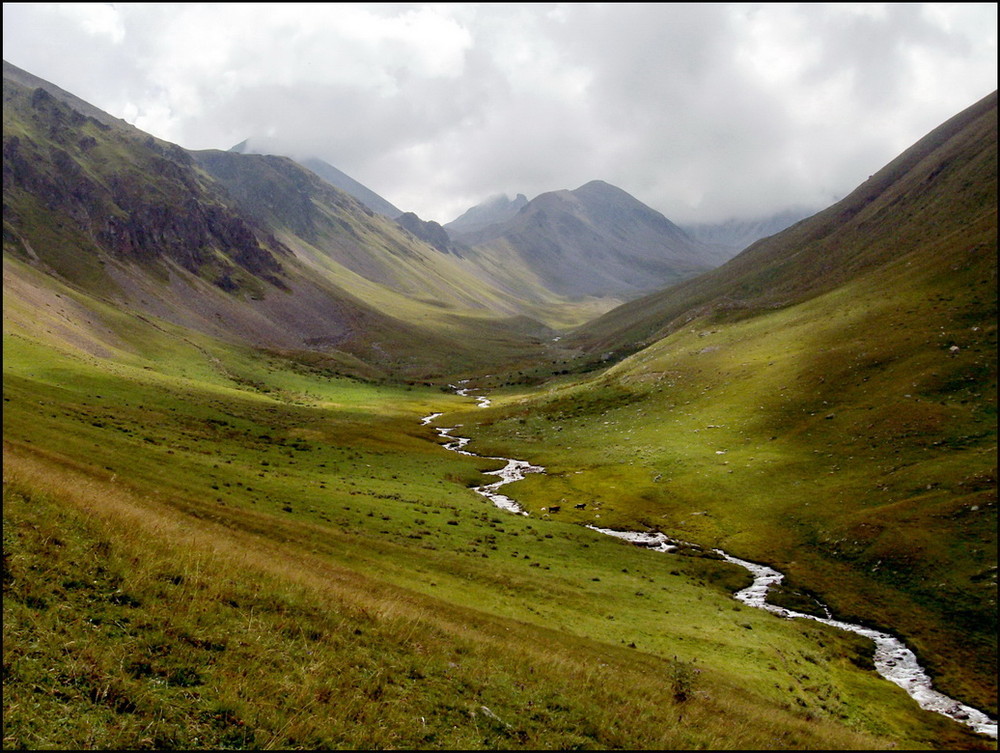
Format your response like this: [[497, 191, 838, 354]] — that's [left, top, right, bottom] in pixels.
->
[[422, 386, 998, 740]]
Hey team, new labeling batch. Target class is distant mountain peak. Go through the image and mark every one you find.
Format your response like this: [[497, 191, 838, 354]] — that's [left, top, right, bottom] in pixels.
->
[[680, 207, 815, 260], [575, 178, 615, 191], [445, 192, 530, 237], [483, 192, 526, 206], [458, 179, 719, 298]]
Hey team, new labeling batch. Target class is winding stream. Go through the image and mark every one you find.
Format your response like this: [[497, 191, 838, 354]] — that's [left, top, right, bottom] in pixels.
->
[[422, 386, 998, 740]]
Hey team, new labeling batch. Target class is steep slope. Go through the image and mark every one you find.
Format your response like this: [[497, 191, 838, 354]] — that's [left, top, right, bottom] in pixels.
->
[[575, 91, 997, 354], [2, 66, 574, 379], [192, 149, 612, 332], [229, 138, 403, 218], [298, 156, 404, 219], [466, 91, 997, 717], [394, 211, 464, 255], [2, 73, 387, 373], [3, 75, 290, 298], [3, 59, 152, 137], [191, 149, 606, 334], [460, 180, 724, 300], [193, 150, 482, 307]]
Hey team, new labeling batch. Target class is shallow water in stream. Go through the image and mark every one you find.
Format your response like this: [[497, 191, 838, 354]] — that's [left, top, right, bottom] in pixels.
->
[[422, 385, 997, 739]]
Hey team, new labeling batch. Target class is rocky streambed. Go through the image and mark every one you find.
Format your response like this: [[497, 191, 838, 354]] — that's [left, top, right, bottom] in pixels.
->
[[422, 387, 998, 740]]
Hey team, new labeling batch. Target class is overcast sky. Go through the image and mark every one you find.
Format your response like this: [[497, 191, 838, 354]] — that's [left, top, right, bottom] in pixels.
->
[[3, 3, 997, 224]]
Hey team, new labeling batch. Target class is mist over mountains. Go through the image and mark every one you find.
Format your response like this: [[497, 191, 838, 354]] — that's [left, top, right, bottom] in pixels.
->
[[445, 193, 529, 237], [4, 55, 995, 374], [225, 133, 747, 301], [227, 136, 808, 272], [3, 55, 995, 377], [678, 207, 816, 261], [230, 137, 406, 220]]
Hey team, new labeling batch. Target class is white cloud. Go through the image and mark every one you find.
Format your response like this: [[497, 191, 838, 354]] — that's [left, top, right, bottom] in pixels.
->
[[3, 3, 996, 224], [57, 2, 126, 43]]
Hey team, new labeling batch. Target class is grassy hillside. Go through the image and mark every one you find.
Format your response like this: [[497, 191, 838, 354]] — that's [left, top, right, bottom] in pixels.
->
[[573, 91, 997, 358], [463, 248, 996, 709], [192, 150, 611, 338], [5, 313, 990, 750], [194, 149, 521, 313], [2, 76, 290, 296], [453, 96, 998, 732], [2, 69, 606, 381]]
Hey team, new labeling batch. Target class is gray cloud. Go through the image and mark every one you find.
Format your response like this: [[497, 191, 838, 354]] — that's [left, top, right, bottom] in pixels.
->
[[3, 3, 996, 224]]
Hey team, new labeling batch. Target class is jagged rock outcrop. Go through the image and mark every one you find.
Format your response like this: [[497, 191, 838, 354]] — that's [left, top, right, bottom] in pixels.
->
[[395, 212, 463, 255], [4, 80, 289, 291]]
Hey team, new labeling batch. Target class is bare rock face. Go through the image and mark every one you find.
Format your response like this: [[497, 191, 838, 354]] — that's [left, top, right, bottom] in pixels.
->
[[395, 212, 463, 255], [4, 79, 289, 292]]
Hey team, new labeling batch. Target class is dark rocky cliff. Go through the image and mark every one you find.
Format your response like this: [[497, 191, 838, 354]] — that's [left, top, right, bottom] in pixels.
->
[[4, 82, 289, 292]]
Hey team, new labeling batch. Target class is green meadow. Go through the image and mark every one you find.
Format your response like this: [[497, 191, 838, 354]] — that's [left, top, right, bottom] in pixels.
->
[[3, 289, 994, 750], [462, 255, 997, 729]]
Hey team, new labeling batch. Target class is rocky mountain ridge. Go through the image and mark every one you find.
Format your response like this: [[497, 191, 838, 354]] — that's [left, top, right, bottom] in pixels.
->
[[444, 192, 529, 237], [229, 138, 404, 219], [456, 180, 723, 299], [4, 81, 290, 294]]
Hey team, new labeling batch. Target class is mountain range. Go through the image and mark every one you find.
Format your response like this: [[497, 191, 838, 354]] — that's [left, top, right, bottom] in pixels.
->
[[226, 146, 748, 302], [3, 57, 745, 377], [678, 207, 815, 261], [447, 180, 731, 300], [573, 90, 997, 355], [3, 58, 996, 750]]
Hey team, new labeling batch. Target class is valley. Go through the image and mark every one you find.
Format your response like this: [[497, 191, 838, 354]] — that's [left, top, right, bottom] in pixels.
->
[[5, 324, 991, 750], [431, 386, 996, 738], [3, 60, 997, 750]]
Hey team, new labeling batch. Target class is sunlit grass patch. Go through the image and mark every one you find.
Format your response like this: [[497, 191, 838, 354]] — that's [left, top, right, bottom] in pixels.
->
[[3, 301, 992, 748], [4, 446, 915, 750], [461, 265, 997, 723]]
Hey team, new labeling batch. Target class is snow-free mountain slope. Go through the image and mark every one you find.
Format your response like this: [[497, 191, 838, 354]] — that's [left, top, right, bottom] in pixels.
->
[[445, 192, 529, 237], [459, 180, 722, 300], [574, 90, 998, 355], [229, 138, 404, 219], [298, 156, 404, 219], [2, 68, 567, 378], [495, 89, 998, 716]]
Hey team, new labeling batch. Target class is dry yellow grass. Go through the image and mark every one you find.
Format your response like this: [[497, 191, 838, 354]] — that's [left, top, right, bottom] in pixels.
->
[[4, 442, 918, 750]]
